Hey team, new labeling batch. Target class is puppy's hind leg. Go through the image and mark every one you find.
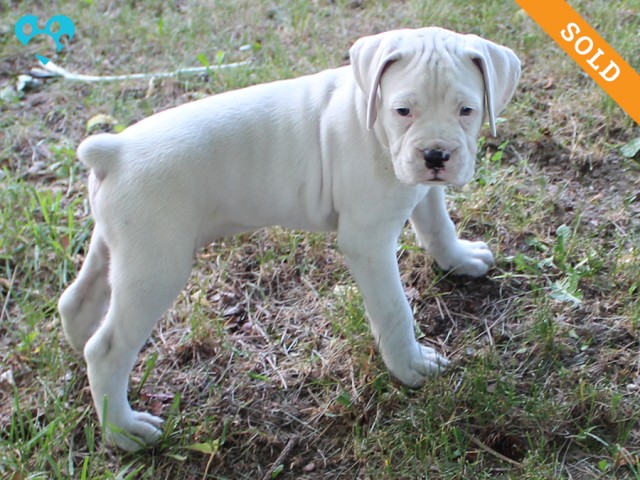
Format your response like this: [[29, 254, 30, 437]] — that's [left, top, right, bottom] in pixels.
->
[[84, 238, 193, 452], [59, 226, 111, 352]]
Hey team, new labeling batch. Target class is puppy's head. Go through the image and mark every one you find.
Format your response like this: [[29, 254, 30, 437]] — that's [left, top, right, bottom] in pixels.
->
[[350, 27, 521, 187]]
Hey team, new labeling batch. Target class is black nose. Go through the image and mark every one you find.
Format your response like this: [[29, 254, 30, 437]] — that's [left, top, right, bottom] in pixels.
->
[[423, 149, 451, 170]]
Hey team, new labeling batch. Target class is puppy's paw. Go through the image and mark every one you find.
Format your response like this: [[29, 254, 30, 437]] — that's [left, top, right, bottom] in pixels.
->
[[106, 410, 164, 452], [386, 344, 449, 388], [435, 239, 494, 277]]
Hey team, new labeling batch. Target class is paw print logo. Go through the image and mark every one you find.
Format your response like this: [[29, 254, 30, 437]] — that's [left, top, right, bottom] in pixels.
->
[[15, 14, 75, 64]]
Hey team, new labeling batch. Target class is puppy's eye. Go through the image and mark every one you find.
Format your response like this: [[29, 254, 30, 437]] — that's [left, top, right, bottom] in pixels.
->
[[459, 106, 474, 117], [395, 107, 411, 117]]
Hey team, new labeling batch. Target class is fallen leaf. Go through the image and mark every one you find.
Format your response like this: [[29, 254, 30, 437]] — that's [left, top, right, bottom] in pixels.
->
[[621, 137, 640, 158], [223, 303, 244, 317], [86, 113, 118, 132], [186, 440, 220, 455]]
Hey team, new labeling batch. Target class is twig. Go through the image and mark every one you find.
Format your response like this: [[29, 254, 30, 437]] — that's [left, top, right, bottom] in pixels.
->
[[464, 431, 523, 467], [29, 58, 251, 82], [280, 410, 320, 435], [262, 437, 298, 480], [1, 266, 18, 323]]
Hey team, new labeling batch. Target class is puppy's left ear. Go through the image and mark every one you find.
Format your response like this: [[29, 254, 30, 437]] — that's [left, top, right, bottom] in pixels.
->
[[465, 36, 521, 136], [350, 31, 405, 130]]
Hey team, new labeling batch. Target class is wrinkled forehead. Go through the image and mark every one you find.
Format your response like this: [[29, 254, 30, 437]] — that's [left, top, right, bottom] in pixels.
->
[[381, 36, 485, 104]]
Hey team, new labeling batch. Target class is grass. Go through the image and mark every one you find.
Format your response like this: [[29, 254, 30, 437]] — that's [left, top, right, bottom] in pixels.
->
[[1, 0, 639, 478]]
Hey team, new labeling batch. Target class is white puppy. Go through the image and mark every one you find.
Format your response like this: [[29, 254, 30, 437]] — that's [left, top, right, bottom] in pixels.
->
[[59, 27, 520, 451]]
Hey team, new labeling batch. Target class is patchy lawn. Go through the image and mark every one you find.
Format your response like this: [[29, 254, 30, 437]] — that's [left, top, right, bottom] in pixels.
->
[[1, 0, 639, 478]]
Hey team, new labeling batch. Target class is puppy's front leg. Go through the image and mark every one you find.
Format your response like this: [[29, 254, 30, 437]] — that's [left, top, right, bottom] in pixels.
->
[[338, 222, 448, 387], [411, 186, 494, 277]]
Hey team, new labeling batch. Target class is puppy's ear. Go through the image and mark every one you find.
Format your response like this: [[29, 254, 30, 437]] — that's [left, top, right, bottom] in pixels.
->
[[350, 31, 405, 130], [465, 36, 521, 136]]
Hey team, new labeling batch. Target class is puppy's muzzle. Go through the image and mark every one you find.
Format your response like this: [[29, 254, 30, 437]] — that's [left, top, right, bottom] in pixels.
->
[[423, 148, 451, 171]]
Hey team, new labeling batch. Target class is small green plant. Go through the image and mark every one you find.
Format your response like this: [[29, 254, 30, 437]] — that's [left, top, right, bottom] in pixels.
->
[[475, 138, 510, 187]]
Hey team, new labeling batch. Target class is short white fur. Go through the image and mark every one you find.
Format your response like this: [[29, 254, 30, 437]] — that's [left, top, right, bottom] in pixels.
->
[[59, 27, 520, 451]]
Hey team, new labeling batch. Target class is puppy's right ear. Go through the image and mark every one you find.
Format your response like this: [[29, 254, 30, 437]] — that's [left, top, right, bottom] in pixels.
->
[[350, 32, 404, 130]]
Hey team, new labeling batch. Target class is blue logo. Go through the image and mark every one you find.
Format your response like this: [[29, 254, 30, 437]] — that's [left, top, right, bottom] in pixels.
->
[[15, 14, 75, 65]]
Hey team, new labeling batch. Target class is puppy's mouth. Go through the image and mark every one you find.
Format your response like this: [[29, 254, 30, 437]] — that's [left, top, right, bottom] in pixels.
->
[[423, 163, 452, 184], [394, 164, 455, 187], [393, 148, 470, 187], [420, 147, 472, 186], [422, 175, 454, 187], [421, 167, 469, 188], [425, 175, 446, 183], [404, 171, 451, 187]]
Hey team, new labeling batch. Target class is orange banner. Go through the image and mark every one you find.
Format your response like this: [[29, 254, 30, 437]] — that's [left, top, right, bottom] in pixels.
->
[[514, 0, 640, 125]]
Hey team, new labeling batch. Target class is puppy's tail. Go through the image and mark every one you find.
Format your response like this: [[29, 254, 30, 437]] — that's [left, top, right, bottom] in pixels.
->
[[77, 133, 122, 179]]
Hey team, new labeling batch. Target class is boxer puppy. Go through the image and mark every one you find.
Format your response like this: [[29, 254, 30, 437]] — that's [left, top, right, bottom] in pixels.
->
[[59, 27, 520, 450]]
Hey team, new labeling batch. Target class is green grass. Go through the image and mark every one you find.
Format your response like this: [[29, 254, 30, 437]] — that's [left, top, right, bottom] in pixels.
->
[[1, 0, 639, 478]]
